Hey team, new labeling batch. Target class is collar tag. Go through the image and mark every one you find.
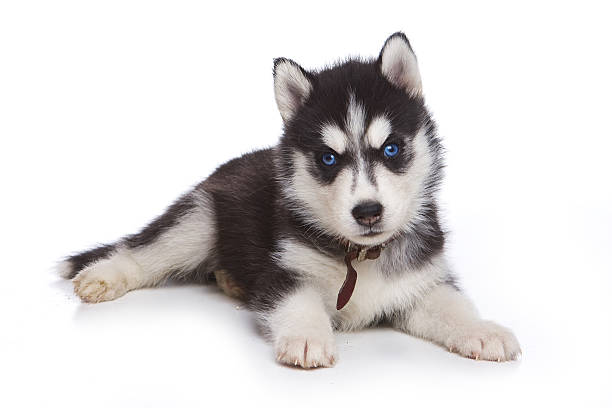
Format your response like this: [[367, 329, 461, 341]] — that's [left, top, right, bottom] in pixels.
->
[[357, 248, 368, 262]]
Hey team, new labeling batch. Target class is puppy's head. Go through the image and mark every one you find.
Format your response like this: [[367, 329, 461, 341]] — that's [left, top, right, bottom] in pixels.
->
[[275, 33, 442, 247]]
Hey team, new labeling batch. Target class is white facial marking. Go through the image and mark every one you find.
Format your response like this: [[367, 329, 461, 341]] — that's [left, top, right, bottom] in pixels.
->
[[283, 125, 433, 246], [345, 93, 366, 142], [321, 123, 348, 154], [274, 60, 313, 122], [371, 126, 433, 236], [366, 115, 392, 149], [284, 152, 356, 240], [352, 157, 377, 199], [380, 36, 422, 94]]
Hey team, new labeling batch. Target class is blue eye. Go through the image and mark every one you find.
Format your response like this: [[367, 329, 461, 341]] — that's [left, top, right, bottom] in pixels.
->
[[321, 152, 336, 166], [383, 143, 399, 158]]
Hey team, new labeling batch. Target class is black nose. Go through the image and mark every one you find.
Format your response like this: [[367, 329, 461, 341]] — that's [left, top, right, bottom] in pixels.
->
[[351, 201, 383, 226]]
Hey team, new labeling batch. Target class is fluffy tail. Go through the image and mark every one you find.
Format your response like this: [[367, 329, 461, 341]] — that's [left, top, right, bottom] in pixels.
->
[[57, 244, 117, 279]]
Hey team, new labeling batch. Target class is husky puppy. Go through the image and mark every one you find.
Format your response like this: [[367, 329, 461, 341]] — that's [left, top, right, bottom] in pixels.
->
[[59, 33, 520, 368]]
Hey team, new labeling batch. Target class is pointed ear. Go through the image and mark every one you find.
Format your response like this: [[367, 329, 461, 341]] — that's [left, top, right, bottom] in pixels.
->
[[378, 32, 422, 95], [273, 58, 313, 123]]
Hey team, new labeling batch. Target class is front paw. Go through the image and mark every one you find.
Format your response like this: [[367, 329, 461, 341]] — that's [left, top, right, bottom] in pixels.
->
[[446, 320, 521, 362], [275, 333, 337, 369]]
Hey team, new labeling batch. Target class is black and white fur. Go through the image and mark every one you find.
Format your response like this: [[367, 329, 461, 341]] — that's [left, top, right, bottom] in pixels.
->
[[59, 33, 520, 368]]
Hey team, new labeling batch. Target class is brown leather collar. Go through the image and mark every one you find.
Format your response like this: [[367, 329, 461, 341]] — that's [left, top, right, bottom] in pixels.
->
[[336, 241, 389, 310]]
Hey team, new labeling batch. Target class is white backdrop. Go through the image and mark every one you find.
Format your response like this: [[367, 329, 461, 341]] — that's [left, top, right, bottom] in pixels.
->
[[1, 1, 611, 407]]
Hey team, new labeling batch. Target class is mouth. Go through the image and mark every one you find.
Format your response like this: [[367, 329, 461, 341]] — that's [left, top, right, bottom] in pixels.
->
[[348, 228, 393, 247], [347, 224, 390, 245], [359, 223, 385, 237]]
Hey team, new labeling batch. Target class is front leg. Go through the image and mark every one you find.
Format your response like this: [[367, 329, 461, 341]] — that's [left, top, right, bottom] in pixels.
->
[[260, 286, 337, 368], [397, 284, 521, 361]]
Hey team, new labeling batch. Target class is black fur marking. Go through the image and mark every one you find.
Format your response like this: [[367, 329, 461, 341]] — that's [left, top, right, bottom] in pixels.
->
[[201, 149, 300, 308], [405, 201, 446, 267], [361, 152, 379, 187], [312, 148, 348, 184]]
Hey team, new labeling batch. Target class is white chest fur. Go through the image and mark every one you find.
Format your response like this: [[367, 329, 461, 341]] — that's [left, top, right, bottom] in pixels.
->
[[275, 239, 448, 331]]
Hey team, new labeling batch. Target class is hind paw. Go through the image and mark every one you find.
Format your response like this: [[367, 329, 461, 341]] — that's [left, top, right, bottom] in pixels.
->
[[72, 261, 131, 303]]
